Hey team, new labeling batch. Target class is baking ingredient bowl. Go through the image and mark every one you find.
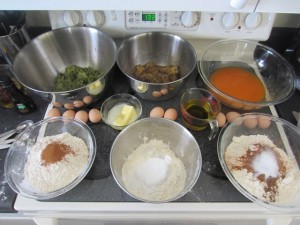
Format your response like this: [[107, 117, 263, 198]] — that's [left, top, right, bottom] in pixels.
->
[[198, 39, 295, 110], [110, 118, 202, 203], [100, 93, 142, 130], [4, 116, 96, 200], [13, 27, 117, 107], [117, 32, 197, 101], [218, 113, 300, 212]]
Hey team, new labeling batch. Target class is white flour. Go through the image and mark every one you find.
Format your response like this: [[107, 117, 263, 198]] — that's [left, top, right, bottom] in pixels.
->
[[24, 132, 89, 193], [225, 134, 300, 203], [122, 139, 186, 201]]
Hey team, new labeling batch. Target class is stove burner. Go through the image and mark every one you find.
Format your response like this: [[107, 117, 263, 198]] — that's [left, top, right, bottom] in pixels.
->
[[85, 124, 119, 180]]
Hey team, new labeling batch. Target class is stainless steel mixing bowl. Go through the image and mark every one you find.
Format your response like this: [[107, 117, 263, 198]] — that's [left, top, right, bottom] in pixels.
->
[[110, 118, 202, 203], [117, 32, 197, 101], [13, 27, 117, 106]]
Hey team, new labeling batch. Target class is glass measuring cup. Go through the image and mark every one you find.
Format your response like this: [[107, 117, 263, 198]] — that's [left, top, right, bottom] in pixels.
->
[[180, 88, 221, 140]]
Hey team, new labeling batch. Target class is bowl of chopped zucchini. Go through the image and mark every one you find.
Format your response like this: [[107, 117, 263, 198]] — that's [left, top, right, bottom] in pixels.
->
[[13, 27, 117, 108]]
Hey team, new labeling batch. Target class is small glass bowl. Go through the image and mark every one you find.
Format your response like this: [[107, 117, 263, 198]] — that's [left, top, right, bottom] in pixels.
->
[[218, 113, 300, 212], [4, 116, 96, 200], [100, 93, 142, 130]]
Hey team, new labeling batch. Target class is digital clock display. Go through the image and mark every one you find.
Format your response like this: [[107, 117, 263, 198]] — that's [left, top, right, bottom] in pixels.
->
[[142, 13, 156, 21]]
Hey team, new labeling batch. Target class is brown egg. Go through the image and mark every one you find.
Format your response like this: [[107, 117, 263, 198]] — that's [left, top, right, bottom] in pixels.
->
[[160, 88, 169, 95], [75, 110, 89, 123], [243, 117, 258, 129], [216, 112, 226, 127], [47, 108, 61, 117], [83, 96, 93, 105], [164, 108, 178, 121], [258, 115, 271, 129], [226, 111, 241, 122], [63, 109, 76, 118], [152, 91, 162, 98], [73, 100, 85, 108], [64, 103, 75, 110], [88, 108, 102, 123], [150, 107, 165, 118], [52, 101, 63, 108]]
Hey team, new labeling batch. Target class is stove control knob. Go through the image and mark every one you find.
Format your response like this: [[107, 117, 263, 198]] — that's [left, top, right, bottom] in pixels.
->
[[244, 12, 262, 30], [86, 10, 105, 27], [230, 0, 249, 9], [222, 12, 239, 29], [63, 11, 82, 27], [180, 11, 200, 28]]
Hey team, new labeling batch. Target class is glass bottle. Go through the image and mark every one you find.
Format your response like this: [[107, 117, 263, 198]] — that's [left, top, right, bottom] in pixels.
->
[[0, 75, 36, 114]]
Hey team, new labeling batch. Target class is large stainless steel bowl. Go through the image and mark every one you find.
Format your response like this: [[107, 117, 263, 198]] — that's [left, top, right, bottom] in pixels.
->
[[117, 32, 197, 101], [13, 27, 117, 106], [110, 118, 202, 203]]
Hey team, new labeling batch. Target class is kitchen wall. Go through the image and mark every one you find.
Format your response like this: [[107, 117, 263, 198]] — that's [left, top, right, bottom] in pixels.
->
[[25, 11, 300, 28]]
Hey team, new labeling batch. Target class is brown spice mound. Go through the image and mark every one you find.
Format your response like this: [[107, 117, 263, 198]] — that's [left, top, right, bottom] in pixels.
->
[[133, 62, 180, 83], [41, 141, 75, 166], [231, 144, 287, 202]]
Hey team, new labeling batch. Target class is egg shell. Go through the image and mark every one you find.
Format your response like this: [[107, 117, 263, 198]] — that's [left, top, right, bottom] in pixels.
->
[[152, 91, 162, 98], [243, 117, 258, 129], [258, 115, 272, 129], [83, 96, 93, 104], [47, 108, 61, 117], [164, 108, 178, 121], [226, 111, 241, 122], [73, 100, 85, 108], [52, 101, 63, 108], [64, 103, 75, 110], [160, 88, 169, 95], [63, 109, 76, 118], [75, 110, 89, 123], [216, 112, 226, 127], [150, 107, 165, 118], [89, 108, 102, 123]]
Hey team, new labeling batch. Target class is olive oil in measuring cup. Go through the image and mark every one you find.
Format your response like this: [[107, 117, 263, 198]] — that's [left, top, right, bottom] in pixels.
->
[[182, 99, 214, 130], [180, 88, 221, 132]]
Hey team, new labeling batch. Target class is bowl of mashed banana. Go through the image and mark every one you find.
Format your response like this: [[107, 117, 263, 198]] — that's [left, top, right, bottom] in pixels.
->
[[4, 116, 96, 200], [117, 32, 197, 101], [218, 113, 300, 212]]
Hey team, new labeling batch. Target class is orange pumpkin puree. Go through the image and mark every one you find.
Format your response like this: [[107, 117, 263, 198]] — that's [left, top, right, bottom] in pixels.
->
[[210, 67, 266, 102]]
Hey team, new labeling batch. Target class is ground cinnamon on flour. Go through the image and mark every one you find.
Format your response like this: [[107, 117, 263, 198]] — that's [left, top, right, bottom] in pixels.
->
[[41, 142, 74, 165], [225, 135, 300, 203], [24, 132, 89, 193]]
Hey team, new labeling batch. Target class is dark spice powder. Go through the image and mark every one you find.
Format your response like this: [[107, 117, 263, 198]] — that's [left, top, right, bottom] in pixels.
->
[[232, 144, 287, 202], [41, 141, 74, 166]]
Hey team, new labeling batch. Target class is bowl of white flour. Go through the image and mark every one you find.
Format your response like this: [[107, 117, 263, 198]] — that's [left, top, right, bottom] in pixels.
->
[[218, 113, 300, 212], [110, 117, 202, 203], [4, 116, 96, 200]]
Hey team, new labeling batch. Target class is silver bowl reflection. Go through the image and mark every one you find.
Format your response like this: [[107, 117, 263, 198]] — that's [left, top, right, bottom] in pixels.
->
[[13, 27, 117, 106], [110, 118, 202, 203], [117, 32, 197, 101]]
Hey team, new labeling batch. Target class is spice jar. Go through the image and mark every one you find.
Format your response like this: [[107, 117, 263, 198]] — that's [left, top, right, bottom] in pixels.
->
[[0, 74, 36, 113]]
